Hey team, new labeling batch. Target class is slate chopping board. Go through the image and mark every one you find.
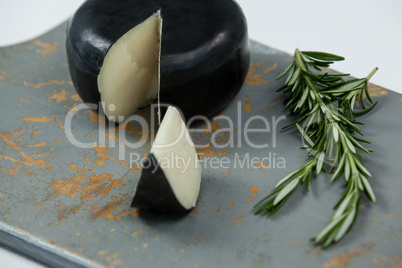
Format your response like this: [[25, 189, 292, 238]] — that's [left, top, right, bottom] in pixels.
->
[[0, 22, 401, 268]]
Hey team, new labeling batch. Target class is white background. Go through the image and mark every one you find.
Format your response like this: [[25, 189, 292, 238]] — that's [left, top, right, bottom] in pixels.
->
[[0, 0, 401, 267]]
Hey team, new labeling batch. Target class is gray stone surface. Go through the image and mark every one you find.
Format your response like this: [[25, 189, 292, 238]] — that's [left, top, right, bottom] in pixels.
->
[[0, 23, 401, 268]]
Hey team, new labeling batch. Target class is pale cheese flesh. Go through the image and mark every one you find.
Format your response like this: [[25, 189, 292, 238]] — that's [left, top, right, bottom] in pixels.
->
[[151, 106, 202, 209], [98, 12, 162, 122]]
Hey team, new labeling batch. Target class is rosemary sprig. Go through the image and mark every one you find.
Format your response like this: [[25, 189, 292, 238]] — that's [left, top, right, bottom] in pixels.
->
[[254, 49, 378, 247]]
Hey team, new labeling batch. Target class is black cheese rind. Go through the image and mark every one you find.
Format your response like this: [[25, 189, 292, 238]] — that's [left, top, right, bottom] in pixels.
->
[[131, 153, 188, 213], [66, 0, 249, 119]]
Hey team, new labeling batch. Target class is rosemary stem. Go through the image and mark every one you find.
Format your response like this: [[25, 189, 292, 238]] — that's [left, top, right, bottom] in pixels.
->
[[366, 67, 378, 81], [345, 67, 379, 101], [295, 49, 317, 92], [296, 49, 359, 184], [295, 49, 339, 130]]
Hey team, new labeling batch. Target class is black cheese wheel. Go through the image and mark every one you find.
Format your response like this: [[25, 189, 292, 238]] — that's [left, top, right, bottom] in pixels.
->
[[66, 0, 249, 121]]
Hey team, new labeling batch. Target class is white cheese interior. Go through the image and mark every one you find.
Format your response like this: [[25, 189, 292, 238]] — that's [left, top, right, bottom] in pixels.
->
[[151, 106, 202, 209], [98, 12, 162, 122]]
